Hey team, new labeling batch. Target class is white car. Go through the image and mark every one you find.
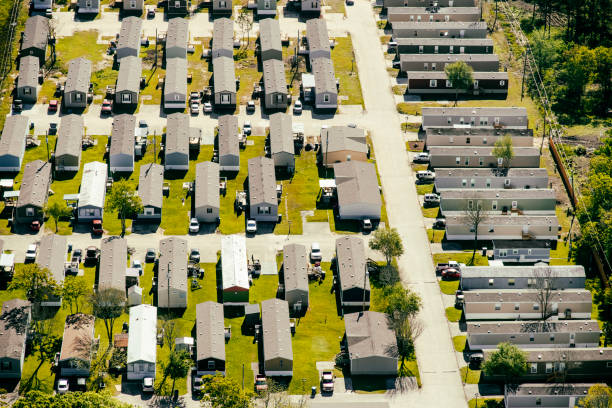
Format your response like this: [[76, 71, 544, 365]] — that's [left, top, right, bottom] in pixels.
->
[[57, 379, 69, 394], [413, 152, 430, 163], [25, 244, 37, 262], [189, 218, 200, 234], [246, 219, 257, 234], [293, 100, 302, 114], [310, 242, 322, 261], [243, 121, 252, 135], [203, 102, 213, 113], [424, 193, 440, 205], [416, 170, 435, 181], [142, 377, 154, 393], [132, 260, 143, 275], [190, 102, 200, 115]]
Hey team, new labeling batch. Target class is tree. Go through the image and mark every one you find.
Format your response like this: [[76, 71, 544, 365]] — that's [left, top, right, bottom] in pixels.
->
[[578, 384, 612, 408], [464, 203, 486, 265], [44, 201, 72, 233], [163, 349, 192, 397], [533, 266, 558, 321], [22, 321, 61, 392], [236, 8, 253, 49], [260, 379, 307, 408], [381, 284, 422, 324], [61, 276, 91, 314], [482, 343, 528, 383], [368, 227, 404, 265], [492, 135, 515, 169], [14, 390, 131, 408], [90, 288, 125, 349], [105, 180, 143, 237], [386, 315, 423, 372], [444, 61, 473, 105], [202, 374, 254, 408], [9, 264, 59, 313]]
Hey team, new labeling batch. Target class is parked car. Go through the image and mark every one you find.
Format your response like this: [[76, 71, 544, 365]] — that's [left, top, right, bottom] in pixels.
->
[[48, 99, 59, 113], [254, 374, 268, 393], [436, 261, 459, 274], [192, 375, 204, 394], [293, 100, 302, 114], [92, 219, 103, 235], [190, 101, 200, 115], [388, 40, 398, 50], [469, 352, 484, 369], [142, 377, 154, 393], [189, 248, 201, 264], [246, 100, 256, 113], [190, 92, 201, 101], [12, 99, 23, 113], [146, 6, 155, 18], [433, 218, 446, 229], [413, 152, 430, 163], [189, 218, 200, 234], [310, 242, 322, 261], [441, 268, 461, 280], [101, 99, 112, 114], [145, 248, 156, 263], [362, 219, 373, 231], [30, 220, 41, 231], [246, 219, 257, 234], [321, 371, 334, 394], [416, 170, 435, 182], [346, 0, 354, 5], [203, 102, 213, 113], [57, 379, 69, 394], [454, 289, 464, 308], [25, 244, 37, 262], [85, 246, 100, 264], [243, 121, 252, 136], [132, 260, 143, 275], [423, 193, 440, 206]]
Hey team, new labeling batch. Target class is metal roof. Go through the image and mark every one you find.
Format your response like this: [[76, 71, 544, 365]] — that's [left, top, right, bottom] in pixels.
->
[[0, 299, 30, 361], [335, 235, 369, 292], [282, 244, 308, 294], [110, 114, 136, 157], [334, 161, 381, 209], [422, 106, 528, 118], [165, 57, 187, 98], [116, 55, 141, 94], [127, 304, 157, 364], [263, 59, 287, 95], [248, 156, 276, 206], [37, 234, 67, 284], [461, 264, 586, 279], [195, 161, 220, 209], [165, 113, 189, 157], [269, 112, 293, 156], [312, 57, 336, 94], [441, 188, 555, 200], [388, 6, 480, 14], [99, 236, 127, 292], [428, 146, 540, 156], [158, 237, 188, 296], [406, 70, 508, 80], [467, 320, 600, 335], [261, 298, 293, 362], [59, 313, 95, 362], [17, 56, 39, 88], [306, 19, 330, 56], [166, 18, 189, 55], [138, 163, 164, 209], [78, 161, 107, 209], [64, 58, 91, 94], [392, 20, 487, 30], [463, 289, 592, 303], [344, 311, 396, 359], [213, 56, 236, 93], [435, 168, 547, 178], [217, 115, 239, 159], [259, 18, 281, 58], [446, 214, 559, 227], [396, 37, 494, 46], [221, 235, 248, 291], [212, 18, 234, 56], [400, 53, 499, 63], [320, 126, 367, 154], [484, 347, 612, 364], [56, 114, 83, 161], [22, 16, 48, 52], [17, 159, 51, 209], [0, 115, 29, 159], [196, 301, 225, 362], [507, 383, 601, 397], [117, 17, 142, 55], [426, 127, 533, 137]]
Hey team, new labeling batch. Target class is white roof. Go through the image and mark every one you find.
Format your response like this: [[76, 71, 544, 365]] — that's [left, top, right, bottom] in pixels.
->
[[0, 253, 14, 268], [127, 304, 157, 364], [319, 179, 336, 188], [302, 73, 315, 88], [221, 235, 249, 291], [79, 161, 107, 209]]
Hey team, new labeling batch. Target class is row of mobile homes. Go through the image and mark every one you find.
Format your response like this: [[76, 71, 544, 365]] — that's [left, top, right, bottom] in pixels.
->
[[387, 6, 480, 23], [15, 160, 51, 224], [395, 38, 494, 55], [248, 156, 278, 222], [383, 0, 475, 9], [421, 107, 529, 129], [439, 188, 557, 216], [217, 115, 240, 171], [392, 21, 488, 39], [37, 234, 67, 307], [138, 163, 164, 220], [445, 214, 560, 241], [221, 235, 249, 304], [434, 168, 548, 191], [0, 116, 29, 172], [425, 127, 533, 148], [98, 236, 127, 293], [405, 71, 508, 97], [55, 115, 83, 172], [459, 264, 586, 291], [194, 162, 220, 223], [428, 146, 541, 168], [399, 53, 500, 73]]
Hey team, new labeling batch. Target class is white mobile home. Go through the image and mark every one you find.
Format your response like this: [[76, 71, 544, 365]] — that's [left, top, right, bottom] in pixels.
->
[[77, 161, 107, 221], [221, 235, 249, 304], [127, 304, 157, 380]]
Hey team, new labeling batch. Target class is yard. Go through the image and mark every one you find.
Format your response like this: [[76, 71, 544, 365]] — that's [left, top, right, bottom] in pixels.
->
[[432, 252, 489, 267], [331, 36, 364, 107]]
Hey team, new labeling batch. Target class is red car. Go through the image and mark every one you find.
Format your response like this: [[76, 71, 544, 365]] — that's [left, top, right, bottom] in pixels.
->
[[441, 268, 461, 280], [92, 219, 103, 235], [101, 99, 113, 115], [48, 100, 58, 113], [30, 220, 41, 231]]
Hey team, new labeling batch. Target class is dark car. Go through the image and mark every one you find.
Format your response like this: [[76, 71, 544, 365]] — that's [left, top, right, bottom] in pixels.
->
[[145, 248, 156, 263], [469, 352, 484, 369], [189, 249, 201, 264]]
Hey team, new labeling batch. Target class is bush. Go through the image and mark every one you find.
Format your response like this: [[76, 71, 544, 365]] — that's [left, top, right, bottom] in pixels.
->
[[575, 145, 587, 156], [108, 348, 127, 374], [335, 351, 349, 368]]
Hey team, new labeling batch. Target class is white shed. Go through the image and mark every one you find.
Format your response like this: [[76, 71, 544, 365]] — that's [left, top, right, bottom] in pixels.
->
[[128, 285, 142, 306], [78, 161, 107, 221], [127, 304, 157, 380]]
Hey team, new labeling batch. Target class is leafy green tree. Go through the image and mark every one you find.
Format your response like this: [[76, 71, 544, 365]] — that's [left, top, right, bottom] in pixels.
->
[[530, 28, 562, 72], [14, 390, 131, 408], [380, 284, 422, 322], [44, 201, 72, 233], [21, 321, 62, 392], [578, 384, 612, 408], [492, 135, 515, 169], [444, 61, 473, 105], [9, 264, 59, 313], [482, 343, 528, 383], [105, 180, 143, 237], [90, 288, 125, 349], [593, 46, 612, 115], [558, 46, 595, 109], [163, 349, 192, 397], [61, 276, 91, 314], [368, 227, 404, 265], [202, 374, 254, 408]]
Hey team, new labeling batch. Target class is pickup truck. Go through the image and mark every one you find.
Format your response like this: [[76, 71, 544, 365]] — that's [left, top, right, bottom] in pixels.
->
[[85, 246, 100, 265], [320, 371, 334, 394], [436, 261, 459, 274], [254, 374, 268, 393]]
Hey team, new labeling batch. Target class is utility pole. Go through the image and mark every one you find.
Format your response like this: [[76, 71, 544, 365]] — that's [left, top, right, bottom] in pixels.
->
[[167, 262, 171, 315], [45, 131, 50, 162], [153, 131, 157, 163], [520, 51, 527, 101], [361, 264, 369, 314]]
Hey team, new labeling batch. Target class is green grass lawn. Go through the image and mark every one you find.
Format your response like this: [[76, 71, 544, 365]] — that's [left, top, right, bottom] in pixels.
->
[[445, 307, 462, 322], [433, 252, 489, 267], [416, 184, 434, 195], [331, 36, 364, 106], [140, 46, 165, 106], [460, 366, 481, 384], [453, 335, 466, 352], [438, 279, 459, 295], [421, 206, 439, 218], [427, 229, 444, 243], [467, 397, 504, 408], [234, 40, 262, 108], [402, 123, 422, 134]]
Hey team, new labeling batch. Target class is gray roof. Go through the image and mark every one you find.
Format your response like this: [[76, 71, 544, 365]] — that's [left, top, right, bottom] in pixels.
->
[[17, 56, 39, 88], [400, 53, 499, 63], [306, 19, 330, 55], [282, 244, 308, 294], [492, 240, 552, 249], [56, 115, 83, 160], [195, 161, 220, 208], [441, 188, 555, 200], [116, 56, 141, 93], [213, 56, 236, 93], [422, 106, 528, 118], [406, 71, 508, 80], [117, 17, 142, 54], [22, 16, 48, 52], [165, 57, 187, 97], [467, 320, 600, 335], [248, 156, 276, 205], [461, 265, 586, 279], [99, 236, 127, 292], [335, 236, 369, 292], [334, 161, 381, 209], [269, 113, 293, 156], [196, 301, 225, 362], [217, 115, 239, 159], [17, 160, 51, 209], [344, 311, 396, 359], [37, 234, 67, 284], [111, 114, 136, 157], [396, 37, 493, 46], [0, 299, 30, 361], [389, 6, 480, 14], [446, 214, 559, 227], [261, 298, 293, 362], [166, 18, 189, 54], [138, 163, 164, 209], [259, 18, 282, 58], [435, 168, 547, 178], [166, 113, 189, 157], [0, 116, 29, 159], [507, 383, 601, 397], [320, 126, 366, 154], [463, 289, 592, 304], [212, 18, 234, 56], [426, 127, 534, 138], [392, 21, 487, 30], [64, 58, 91, 94], [263, 59, 286, 95], [158, 237, 188, 295], [484, 347, 612, 363], [312, 58, 336, 94], [428, 146, 540, 156]]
